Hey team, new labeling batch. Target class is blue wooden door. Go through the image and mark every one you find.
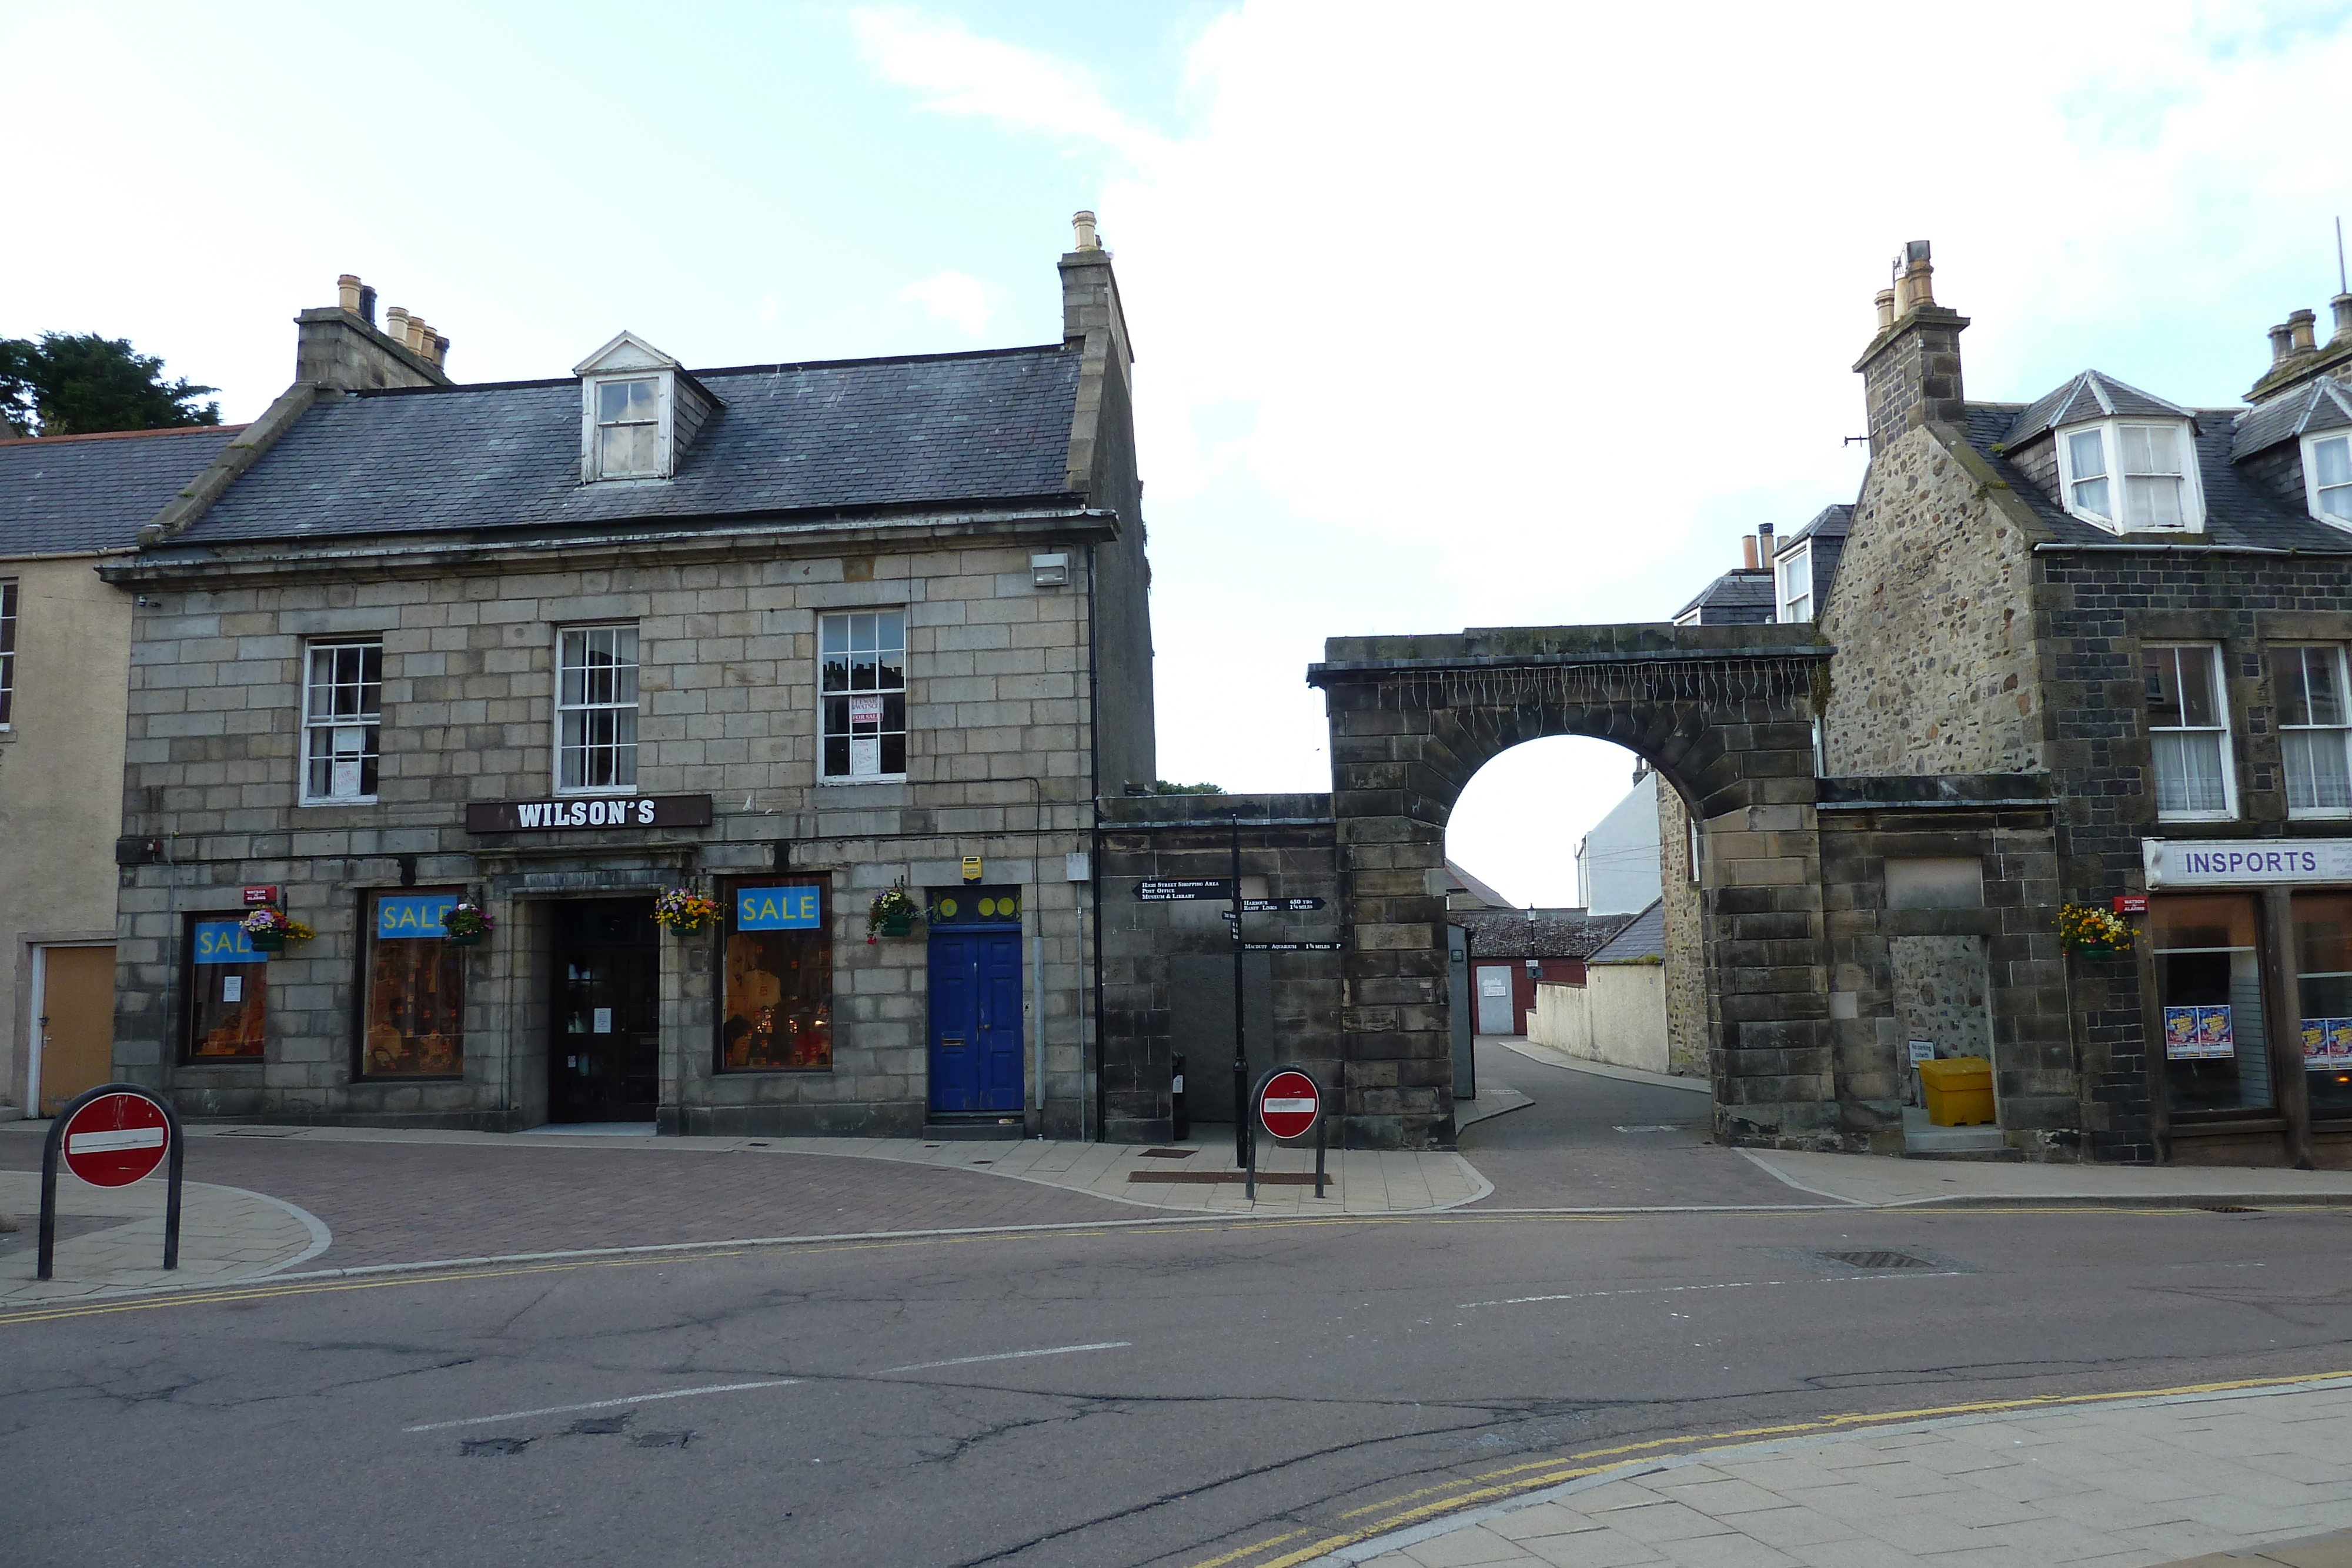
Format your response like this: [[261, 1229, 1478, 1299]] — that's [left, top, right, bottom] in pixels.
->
[[928, 931, 1024, 1113]]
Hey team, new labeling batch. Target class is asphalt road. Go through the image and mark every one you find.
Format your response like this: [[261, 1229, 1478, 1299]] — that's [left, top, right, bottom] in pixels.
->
[[7, 1061, 2351, 1568]]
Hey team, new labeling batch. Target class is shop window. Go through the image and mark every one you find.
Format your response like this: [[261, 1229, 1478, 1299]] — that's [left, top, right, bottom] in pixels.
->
[[303, 640, 382, 804], [556, 625, 639, 791], [186, 916, 266, 1059], [2271, 645, 2352, 817], [721, 880, 832, 1070], [2150, 894, 2272, 1115], [820, 610, 906, 781], [2143, 644, 2234, 820], [361, 889, 465, 1076], [2294, 894, 2352, 1118]]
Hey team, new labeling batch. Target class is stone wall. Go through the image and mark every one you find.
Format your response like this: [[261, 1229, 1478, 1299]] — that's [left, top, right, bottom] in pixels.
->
[[105, 529, 1121, 1135], [1820, 422, 2049, 777], [1655, 781, 1707, 1076], [1096, 793, 1342, 1144]]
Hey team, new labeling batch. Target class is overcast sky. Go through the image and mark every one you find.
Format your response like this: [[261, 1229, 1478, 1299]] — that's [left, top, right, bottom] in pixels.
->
[[8, 2, 2348, 905]]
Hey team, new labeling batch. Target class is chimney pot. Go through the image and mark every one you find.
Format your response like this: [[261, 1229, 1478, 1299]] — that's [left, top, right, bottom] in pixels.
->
[[405, 316, 429, 354], [1741, 535, 1759, 570], [2333, 294, 2352, 346], [358, 284, 377, 325], [430, 333, 450, 369], [1071, 209, 1100, 252], [337, 275, 363, 313], [2289, 308, 2319, 355], [2270, 322, 2295, 365], [385, 306, 411, 346], [1874, 289, 1897, 330]]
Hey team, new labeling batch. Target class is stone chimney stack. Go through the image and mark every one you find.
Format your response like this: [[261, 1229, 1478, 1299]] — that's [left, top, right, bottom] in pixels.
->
[[1852, 240, 1970, 458], [2249, 297, 2352, 402], [2333, 293, 2352, 346], [296, 276, 452, 392]]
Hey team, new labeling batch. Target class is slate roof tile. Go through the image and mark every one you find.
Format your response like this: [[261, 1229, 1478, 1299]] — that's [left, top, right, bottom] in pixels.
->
[[1449, 908, 1638, 961], [1965, 402, 2352, 552], [2232, 375, 2352, 462], [176, 344, 1083, 544], [0, 425, 243, 556], [2002, 369, 2192, 447]]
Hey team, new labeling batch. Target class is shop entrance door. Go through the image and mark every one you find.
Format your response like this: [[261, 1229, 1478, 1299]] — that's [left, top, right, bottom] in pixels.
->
[[926, 930, 1024, 1115], [33, 945, 115, 1116], [549, 898, 659, 1124]]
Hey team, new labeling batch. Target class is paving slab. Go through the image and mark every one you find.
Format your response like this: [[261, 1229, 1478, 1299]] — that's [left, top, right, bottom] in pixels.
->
[[1327, 1381, 2352, 1568], [1741, 1149, 2352, 1208], [0, 1168, 326, 1303]]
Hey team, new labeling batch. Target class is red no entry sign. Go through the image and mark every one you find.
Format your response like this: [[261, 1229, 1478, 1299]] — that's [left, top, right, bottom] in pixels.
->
[[1257, 1070, 1321, 1140], [61, 1092, 171, 1188]]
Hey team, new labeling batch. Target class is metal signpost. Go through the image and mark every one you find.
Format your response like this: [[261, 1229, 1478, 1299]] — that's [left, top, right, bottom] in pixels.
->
[[39, 1083, 183, 1281], [1246, 1065, 1328, 1201]]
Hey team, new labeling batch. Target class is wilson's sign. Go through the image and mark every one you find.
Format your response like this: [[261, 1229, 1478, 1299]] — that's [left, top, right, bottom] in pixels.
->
[[465, 795, 714, 833]]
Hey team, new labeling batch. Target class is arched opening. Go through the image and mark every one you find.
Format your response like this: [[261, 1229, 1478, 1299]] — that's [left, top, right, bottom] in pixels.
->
[[1442, 734, 1722, 1196]]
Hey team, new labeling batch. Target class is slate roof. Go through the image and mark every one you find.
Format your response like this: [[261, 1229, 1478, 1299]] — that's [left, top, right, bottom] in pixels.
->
[[2233, 375, 2352, 462], [1449, 907, 1636, 961], [2002, 369, 2192, 447], [1444, 860, 1512, 910], [0, 425, 243, 556], [1776, 503, 1852, 549], [1671, 567, 1774, 624], [1964, 400, 2352, 553], [174, 344, 1084, 544], [1588, 898, 1665, 964]]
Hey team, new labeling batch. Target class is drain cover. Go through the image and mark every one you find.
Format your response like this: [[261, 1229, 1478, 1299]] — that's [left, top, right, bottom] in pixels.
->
[[2203, 1204, 2260, 1214], [1140, 1148, 1197, 1159], [1819, 1249, 1935, 1271]]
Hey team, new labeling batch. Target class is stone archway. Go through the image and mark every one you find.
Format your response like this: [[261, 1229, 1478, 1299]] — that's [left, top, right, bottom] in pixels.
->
[[1308, 623, 1833, 1151]]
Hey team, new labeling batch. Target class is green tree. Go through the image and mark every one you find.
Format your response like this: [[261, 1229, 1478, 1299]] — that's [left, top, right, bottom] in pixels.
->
[[0, 332, 220, 438], [1148, 780, 1225, 794]]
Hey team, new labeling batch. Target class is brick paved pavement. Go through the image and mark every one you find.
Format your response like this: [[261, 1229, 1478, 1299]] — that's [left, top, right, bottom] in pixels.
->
[[0, 1123, 1138, 1272]]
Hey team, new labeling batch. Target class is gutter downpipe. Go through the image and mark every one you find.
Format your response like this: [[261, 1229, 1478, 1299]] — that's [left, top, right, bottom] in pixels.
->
[[1087, 540, 1104, 1145]]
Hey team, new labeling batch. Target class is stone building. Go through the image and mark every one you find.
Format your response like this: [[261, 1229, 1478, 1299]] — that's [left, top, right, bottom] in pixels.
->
[[0, 424, 237, 1117], [1824, 241, 2352, 1166], [102, 218, 1152, 1139]]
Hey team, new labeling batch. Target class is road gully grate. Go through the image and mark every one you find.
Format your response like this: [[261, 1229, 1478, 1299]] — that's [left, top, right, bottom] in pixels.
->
[[1140, 1148, 1197, 1159], [1817, 1249, 1936, 1271]]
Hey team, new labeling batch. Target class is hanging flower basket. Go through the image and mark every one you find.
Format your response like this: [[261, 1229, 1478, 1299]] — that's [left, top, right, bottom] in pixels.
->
[[867, 885, 920, 942], [442, 900, 494, 947], [239, 907, 312, 957], [654, 886, 720, 935], [2059, 902, 2130, 957]]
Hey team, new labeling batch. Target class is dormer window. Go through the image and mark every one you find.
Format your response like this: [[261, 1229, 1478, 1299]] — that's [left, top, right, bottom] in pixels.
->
[[2307, 432, 2351, 525], [594, 377, 662, 479], [2054, 419, 2204, 532], [1776, 544, 1812, 623], [572, 330, 717, 485]]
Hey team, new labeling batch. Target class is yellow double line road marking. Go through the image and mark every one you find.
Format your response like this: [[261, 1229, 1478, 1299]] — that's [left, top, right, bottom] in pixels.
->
[[1187, 1366, 2352, 1568]]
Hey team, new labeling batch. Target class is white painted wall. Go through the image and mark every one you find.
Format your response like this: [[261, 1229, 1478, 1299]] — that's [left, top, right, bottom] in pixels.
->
[[1573, 770, 1662, 916], [1528, 965, 1673, 1076]]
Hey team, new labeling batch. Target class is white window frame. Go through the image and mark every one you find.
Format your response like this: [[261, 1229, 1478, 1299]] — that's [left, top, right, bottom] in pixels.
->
[[579, 372, 673, 483], [2271, 643, 2352, 820], [2053, 419, 2206, 534], [2303, 431, 2352, 529], [300, 638, 383, 805], [2144, 642, 2237, 822], [818, 609, 908, 784], [554, 624, 641, 795], [1776, 543, 1813, 623], [0, 577, 15, 730]]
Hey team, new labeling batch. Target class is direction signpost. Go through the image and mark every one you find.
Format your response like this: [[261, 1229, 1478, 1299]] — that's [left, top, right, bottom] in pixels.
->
[[1247, 1065, 1328, 1200], [39, 1084, 183, 1280]]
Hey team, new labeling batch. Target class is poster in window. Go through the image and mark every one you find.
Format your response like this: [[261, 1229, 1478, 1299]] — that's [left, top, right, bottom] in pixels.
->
[[2311, 1018, 2352, 1067], [850, 737, 880, 775], [364, 890, 465, 1076], [723, 881, 831, 1070], [2165, 1002, 2233, 1060], [188, 917, 266, 1059], [2333, 1020, 2352, 1063], [849, 694, 883, 726]]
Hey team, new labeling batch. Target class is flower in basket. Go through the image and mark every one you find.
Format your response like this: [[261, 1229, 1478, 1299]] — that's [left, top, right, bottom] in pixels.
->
[[867, 885, 921, 942], [654, 886, 720, 934], [442, 901, 495, 941], [2057, 902, 2130, 954], [238, 907, 313, 947]]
